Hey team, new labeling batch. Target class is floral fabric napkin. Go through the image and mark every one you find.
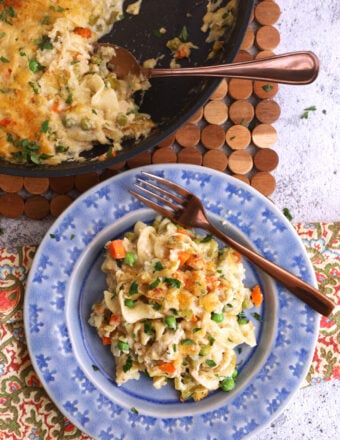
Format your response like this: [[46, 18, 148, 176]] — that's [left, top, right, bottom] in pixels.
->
[[0, 222, 338, 440]]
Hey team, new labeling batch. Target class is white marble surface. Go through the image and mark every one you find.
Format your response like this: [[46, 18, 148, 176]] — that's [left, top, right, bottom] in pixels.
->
[[0, 1, 339, 439], [272, 0, 340, 223]]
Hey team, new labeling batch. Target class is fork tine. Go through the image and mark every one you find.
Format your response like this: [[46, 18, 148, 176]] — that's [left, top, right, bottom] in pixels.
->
[[135, 177, 184, 204], [129, 189, 176, 220], [141, 171, 191, 198], [132, 182, 180, 211]]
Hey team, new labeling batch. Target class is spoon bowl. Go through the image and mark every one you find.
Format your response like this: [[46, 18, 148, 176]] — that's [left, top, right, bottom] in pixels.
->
[[101, 44, 319, 85]]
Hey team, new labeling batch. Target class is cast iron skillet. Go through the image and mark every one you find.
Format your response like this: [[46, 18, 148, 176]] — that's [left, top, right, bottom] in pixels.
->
[[0, 0, 254, 176]]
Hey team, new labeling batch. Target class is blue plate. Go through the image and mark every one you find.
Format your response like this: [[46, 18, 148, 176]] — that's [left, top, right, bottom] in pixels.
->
[[24, 164, 319, 439]]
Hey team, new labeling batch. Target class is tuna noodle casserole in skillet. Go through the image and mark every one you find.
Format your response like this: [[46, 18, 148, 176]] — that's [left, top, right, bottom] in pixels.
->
[[0, 0, 238, 165]]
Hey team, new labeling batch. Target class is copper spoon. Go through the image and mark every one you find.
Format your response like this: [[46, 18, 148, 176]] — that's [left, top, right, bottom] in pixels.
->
[[101, 44, 319, 85]]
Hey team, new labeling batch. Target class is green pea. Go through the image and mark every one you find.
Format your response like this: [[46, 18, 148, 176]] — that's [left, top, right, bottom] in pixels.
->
[[124, 298, 135, 309], [220, 377, 235, 392], [80, 117, 92, 131], [165, 316, 177, 330], [118, 340, 129, 352], [211, 312, 224, 323]]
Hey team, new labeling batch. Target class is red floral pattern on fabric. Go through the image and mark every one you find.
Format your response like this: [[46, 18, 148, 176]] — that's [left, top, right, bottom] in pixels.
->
[[0, 223, 338, 439]]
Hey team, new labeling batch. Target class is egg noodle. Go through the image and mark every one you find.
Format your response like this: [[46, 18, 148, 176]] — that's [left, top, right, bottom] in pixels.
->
[[89, 216, 260, 401], [0, 0, 237, 165]]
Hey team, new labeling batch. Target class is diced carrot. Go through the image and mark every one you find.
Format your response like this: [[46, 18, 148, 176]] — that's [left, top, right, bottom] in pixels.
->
[[93, 303, 104, 313], [175, 47, 190, 59], [190, 315, 198, 322], [158, 361, 176, 375], [177, 250, 191, 267], [233, 251, 241, 263], [51, 102, 61, 113], [102, 336, 111, 346], [109, 314, 121, 325], [74, 27, 92, 38], [206, 275, 217, 292], [108, 239, 126, 259], [0, 117, 11, 127], [251, 284, 263, 307], [177, 228, 190, 236]]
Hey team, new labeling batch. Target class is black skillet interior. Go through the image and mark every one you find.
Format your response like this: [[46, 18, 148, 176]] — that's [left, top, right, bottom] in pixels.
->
[[0, 0, 254, 176]]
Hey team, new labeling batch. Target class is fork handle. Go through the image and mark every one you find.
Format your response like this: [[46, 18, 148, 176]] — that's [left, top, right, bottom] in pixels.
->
[[206, 222, 335, 316]]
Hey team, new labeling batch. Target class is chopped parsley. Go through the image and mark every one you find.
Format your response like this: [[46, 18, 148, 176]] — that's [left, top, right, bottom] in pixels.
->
[[123, 355, 133, 372], [251, 312, 263, 322], [181, 338, 195, 346], [179, 25, 189, 41], [0, 1, 16, 25], [7, 134, 53, 164], [129, 281, 138, 295], [283, 207, 293, 221], [40, 120, 49, 133], [237, 311, 249, 325], [262, 84, 274, 92], [201, 234, 213, 243], [300, 105, 317, 119], [92, 364, 99, 371], [153, 261, 164, 272]]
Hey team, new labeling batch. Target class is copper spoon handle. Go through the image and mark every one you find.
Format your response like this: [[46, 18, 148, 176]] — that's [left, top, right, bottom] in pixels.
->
[[146, 51, 319, 85]]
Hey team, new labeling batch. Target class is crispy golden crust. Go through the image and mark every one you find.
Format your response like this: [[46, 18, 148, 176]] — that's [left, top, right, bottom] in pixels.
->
[[0, 0, 152, 164], [0, 1, 95, 160]]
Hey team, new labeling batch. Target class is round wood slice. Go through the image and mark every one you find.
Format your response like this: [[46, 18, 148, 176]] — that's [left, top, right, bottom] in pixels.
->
[[256, 25, 280, 51], [23, 177, 49, 195], [210, 79, 228, 100], [49, 175, 75, 194], [240, 27, 255, 50], [152, 147, 177, 163], [225, 125, 251, 150], [50, 194, 74, 217], [255, 99, 281, 124], [254, 148, 279, 171], [232, 174, 250, 185], [255, 1, 281, 26], [253, 80, 278, 99], [0, 174, 24, 193], [229, 100, 254, 125], [99, 168, 119, 182], [177, 147, 202, 165], [228, 78, 253, 100], [175, 123, 200, 148], [203, 100, 228, 125], [234, 50, 254, 63], [228, 150, 253, 175], [24, 195, 50, 219], [201, 124, 226, 150], [251, 171, 276, 196], [126, 151, 151, 168], [0, 193, 24, 218], [75, 172, 99, 193], [188, 108, 203, 124], [255, 50, 275, 60], [157, 133, 176, 148], [202, 150, 228, 171], [252, 123, 278, 148]]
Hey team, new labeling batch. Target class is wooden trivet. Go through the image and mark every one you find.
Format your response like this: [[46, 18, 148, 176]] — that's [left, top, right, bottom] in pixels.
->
[[0, 0, 281, 220]]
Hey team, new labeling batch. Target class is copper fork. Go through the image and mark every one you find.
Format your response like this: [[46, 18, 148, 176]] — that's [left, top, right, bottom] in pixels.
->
[[130, 171, 335, 317]]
